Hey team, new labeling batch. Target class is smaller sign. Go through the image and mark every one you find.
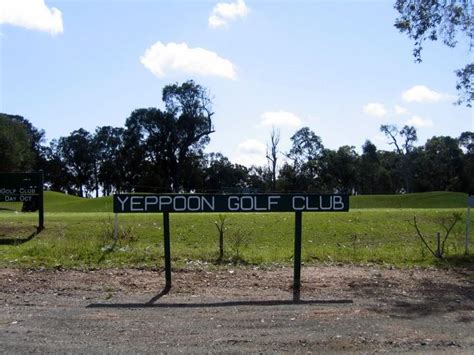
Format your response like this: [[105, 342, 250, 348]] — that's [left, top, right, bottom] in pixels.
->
[[0, 172, 44, 230], [469, 195, 474, 208]]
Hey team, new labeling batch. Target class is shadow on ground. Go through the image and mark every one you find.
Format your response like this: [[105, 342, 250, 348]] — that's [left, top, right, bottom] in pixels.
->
[[87, 285, 353, 308], [0, 226, 42, 245]]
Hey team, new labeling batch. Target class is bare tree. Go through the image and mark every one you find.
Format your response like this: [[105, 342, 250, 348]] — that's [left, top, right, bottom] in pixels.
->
[[266, 128, 280, 192], [380, 124, 417, 192]]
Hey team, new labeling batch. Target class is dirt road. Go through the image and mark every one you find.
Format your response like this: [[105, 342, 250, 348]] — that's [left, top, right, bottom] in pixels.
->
[[1, 265, 473, 353]]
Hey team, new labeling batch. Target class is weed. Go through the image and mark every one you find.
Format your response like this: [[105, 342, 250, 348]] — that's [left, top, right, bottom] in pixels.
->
[[228, 229, 251, 263]]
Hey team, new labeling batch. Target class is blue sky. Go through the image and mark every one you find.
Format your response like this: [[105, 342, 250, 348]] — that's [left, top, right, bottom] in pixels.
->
[[1, 0, 472, 166]]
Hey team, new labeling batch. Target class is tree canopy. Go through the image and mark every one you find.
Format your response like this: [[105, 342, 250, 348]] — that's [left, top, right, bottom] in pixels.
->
[[394, 0, 474, 106]]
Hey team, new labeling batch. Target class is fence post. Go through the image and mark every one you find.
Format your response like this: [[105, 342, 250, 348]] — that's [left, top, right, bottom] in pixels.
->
[[466, 205, 471, 255], [38, 171, 44, 231], [294, 211, 302, 302], [163, 212, 172, 289]]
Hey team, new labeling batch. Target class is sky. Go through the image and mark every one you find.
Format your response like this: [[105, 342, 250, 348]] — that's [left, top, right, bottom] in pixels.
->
[[0, 0, 472, 167]]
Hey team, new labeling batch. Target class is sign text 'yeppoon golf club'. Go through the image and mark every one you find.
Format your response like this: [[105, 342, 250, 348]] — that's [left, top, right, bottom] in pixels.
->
[[113, 193, 349, 213]]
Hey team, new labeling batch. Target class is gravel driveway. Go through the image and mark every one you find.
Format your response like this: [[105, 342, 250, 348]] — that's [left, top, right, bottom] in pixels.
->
[[1, 265, 473, 353]]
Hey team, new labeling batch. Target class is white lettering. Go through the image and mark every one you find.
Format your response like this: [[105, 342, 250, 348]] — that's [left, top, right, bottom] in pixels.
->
[[305, 197, 319, 211], [0, 188, 17, 195], [187, 196, 201, 211], [19, 188, 36, 194], [254, 196, 267, 211], [173, 196, 186, 211], [320, 196, 333, 210], [202, 196, 215, 211], [292, 196, 305, 211], [333, 195, 344, 210], [228, 196, 239, 211], [268, 196, 280, 211], [130, 196, 143, 212], [159, 196, 172, 210], [116, 196, 129, 211], [241, 196, 254, 211], [144, 196, 158, 211]]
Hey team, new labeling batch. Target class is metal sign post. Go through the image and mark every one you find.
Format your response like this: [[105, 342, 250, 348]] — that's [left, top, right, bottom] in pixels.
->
[[38, 171, 44, 231], [113, 193, 349, 301], [163, 212, 172, 289], [466, 195, 473, 255], [294, 211, 302, 301]]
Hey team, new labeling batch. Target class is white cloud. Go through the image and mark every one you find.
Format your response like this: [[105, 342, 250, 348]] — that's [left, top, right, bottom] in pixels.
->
[[394, 105, 409, 115], [401, 85, 451, 103], [140, 42, 237, 80], [208, 0, 249, 29], [363, 102, 387, 117], [260, 111, 302, 128], [406, 115, 434, 128], [0, 0, 63, 35], [233, 139, 267, 167]]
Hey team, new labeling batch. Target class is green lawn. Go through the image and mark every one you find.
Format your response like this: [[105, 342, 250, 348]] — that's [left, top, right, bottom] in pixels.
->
[[0, 207, 471, 269]]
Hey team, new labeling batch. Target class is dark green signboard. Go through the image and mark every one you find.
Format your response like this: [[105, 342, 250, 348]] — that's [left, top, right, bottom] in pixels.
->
[[0, 172, 44, 230], [114, 194, 349, 213]]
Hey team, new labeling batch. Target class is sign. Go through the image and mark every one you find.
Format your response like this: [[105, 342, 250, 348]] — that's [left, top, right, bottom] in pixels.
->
[[0, 173, 40, 201], [0, 172, 44, 230], [114, 194, 349, 213], [469, 195, 474, 208], [113, 192, 349, 302]]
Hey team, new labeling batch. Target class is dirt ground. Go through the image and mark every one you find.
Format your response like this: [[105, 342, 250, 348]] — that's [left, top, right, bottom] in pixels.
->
[[1, 265, 473, 353]]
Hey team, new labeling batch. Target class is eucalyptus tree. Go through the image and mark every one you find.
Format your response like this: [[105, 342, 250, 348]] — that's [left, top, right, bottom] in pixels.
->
[[57, 128, 96, 197], [394, 0, 473, 106], [123, 80, 215, 192], [0, 114, 35, 172], [380, 124, 418, 192]]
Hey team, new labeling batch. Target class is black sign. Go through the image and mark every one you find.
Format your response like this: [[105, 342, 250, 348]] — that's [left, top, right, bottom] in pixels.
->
[[114, 194, 349, 213], [0, 173, 40, 200], [0, 172, 44, 230]]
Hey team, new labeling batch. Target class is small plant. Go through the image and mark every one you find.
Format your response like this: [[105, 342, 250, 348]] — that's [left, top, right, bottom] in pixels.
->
[[214, 214, 228, 261], [100, 217, 136, 251], [411, 213, 462, 259], [228, 229, 251, 262], [350, 234, 359, 257]]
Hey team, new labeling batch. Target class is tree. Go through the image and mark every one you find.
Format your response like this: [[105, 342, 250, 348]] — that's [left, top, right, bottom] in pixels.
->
[[266, 128, 280, 192], [412, 136, 464, 191], [0, 114, 35, 172], [41, 139, 73, 193], [358, 140, 393, 194], [287, 127, 323, 168], [94, 126, 125, 195], [458, 131, 474, 193], [0, 113, 46, 172], [57, 129, 96, 197], [204, 153, 248, 192], [319, 146, 359, 193], [380, 124, 418, 192], [459, 131, 474, 153], [394, 0, 474, 106], [123, 81, 215, 192], [162, 80, 215, 191]]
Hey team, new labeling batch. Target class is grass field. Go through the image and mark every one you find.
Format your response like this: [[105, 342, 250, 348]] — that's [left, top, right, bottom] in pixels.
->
[[0, 191, 472, 269]]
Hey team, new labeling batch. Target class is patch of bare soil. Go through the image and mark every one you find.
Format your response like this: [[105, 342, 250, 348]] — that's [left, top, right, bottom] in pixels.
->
[[1, 265, 473, 353]]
